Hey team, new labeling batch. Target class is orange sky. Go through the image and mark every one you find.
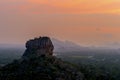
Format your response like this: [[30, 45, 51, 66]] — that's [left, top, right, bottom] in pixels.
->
[[27, 0, 120, 14], [0, 0, 120, 47]]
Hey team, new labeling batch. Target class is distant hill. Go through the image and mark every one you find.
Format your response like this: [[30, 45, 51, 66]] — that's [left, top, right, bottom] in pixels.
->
[[0, 38, 118, 53], [52, 38, 88, 52], [0, 44, 24, 49], [0, 38, 87, 51], [0, 39, 88, 52]]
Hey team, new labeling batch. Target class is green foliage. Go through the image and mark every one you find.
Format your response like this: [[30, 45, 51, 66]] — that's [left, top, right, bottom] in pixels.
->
[[1, 49, 120, 80], [58, 51, 120, 80], [0, 56, 83, 80]]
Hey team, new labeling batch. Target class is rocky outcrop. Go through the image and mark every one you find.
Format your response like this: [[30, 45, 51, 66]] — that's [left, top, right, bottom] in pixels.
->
[[22, 37, 54, 59], [0, 36, 84, 80]]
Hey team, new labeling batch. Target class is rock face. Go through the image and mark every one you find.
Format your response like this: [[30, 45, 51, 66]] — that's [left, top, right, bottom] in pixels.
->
[[22, 37, 54, 59]]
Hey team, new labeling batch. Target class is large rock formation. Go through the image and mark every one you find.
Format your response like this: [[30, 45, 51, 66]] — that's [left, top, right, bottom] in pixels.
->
[[0, 36, 84, 80], [22, 37, 54, 59]]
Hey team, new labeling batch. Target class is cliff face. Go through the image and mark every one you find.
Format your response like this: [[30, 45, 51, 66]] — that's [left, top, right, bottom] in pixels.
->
[[22, 37, 54, 59], [0, 36, 84, 80]]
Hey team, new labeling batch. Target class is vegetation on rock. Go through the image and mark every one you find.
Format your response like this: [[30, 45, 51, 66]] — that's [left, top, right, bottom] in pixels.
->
[[0, 37, 83, 80], [0, 56, 83, 80]]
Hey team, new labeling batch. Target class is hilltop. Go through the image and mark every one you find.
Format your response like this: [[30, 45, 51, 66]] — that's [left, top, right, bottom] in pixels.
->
[[0, 37, 84, 80]]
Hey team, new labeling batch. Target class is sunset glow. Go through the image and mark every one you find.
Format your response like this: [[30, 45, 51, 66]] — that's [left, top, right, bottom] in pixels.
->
[[0, 0, 120, 47], [27, 0, 120, 14]]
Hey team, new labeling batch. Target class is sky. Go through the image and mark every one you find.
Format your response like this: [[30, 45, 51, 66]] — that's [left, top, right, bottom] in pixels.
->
[[0, 0, 120, 47]]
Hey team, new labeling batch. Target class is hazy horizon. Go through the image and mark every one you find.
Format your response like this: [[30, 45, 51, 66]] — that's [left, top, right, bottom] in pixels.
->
[[0, 0, 120, 47]]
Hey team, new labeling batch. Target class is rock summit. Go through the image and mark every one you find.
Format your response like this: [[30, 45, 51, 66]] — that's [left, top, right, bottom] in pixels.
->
[[22, 37, 54, 59]]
